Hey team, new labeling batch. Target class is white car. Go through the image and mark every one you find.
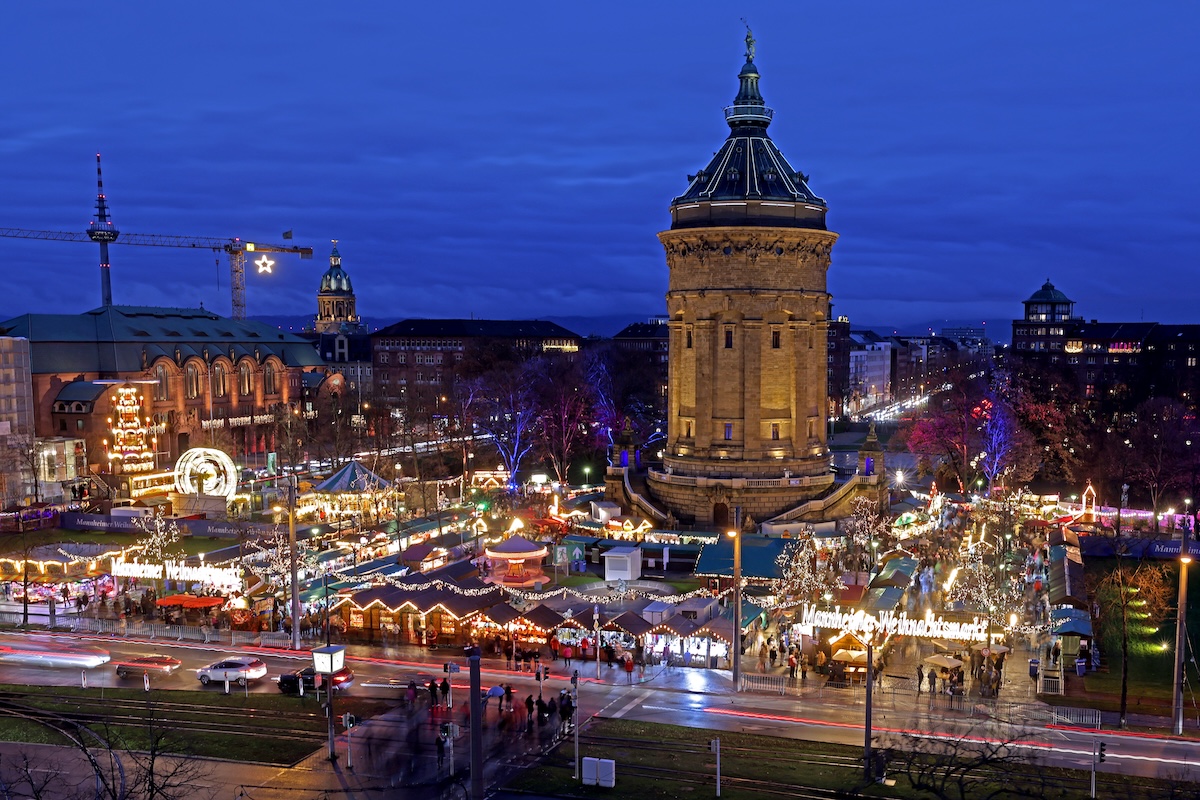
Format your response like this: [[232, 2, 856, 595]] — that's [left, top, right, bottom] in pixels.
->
[[197, 656, 268, 686]]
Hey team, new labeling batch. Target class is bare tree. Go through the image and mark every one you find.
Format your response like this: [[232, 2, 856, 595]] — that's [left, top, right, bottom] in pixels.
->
[[534, 359, 594, 484], [946, 546, 1022, 645], [841, 496, 893, 580], [879, 724, 1056, 800], [0, 750, 90, 799], [119, 703, 215, 800], [1126, 398, 1189, 533]]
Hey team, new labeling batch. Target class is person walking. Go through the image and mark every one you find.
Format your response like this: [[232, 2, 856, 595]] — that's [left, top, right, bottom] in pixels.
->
[[550, 634, 560, 662], [800, 652, 808, 681], [769, 644, 779, 668], [624, 654, 635, 684], [916, 664, 924, 695], [440, 677, 451, 708], [546, 696, 558, 735], [504, 684, 514, 712], [406, 680, 418, 709], [927, 668, 937, 695], [428, 678, 440, 710], [562, 644, 573, 668], [757, 643, 769, 673], [436, 735, 446, 771], [535, 695, 548, 727], [525, 694, 535, 732], [787, 651, 798, 681]]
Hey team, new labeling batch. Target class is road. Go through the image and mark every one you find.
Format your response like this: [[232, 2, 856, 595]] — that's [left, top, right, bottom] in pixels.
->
[[1, 631, 1200, 795]]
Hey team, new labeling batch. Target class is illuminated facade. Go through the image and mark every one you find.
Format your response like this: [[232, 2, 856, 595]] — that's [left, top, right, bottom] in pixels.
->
[[645, 34, 838, 526]]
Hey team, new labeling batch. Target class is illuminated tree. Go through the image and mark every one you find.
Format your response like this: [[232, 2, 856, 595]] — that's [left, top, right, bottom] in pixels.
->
[[1091, 557, 1173, 728], [133, 510, 187, 564], [842, 496, 893, 577], [946, 547, 1022, 644], [534, 359, 595, 484], [245, 526, 317, 590], [972, 391, 1036, 493], [775, 532, 844, 605], [476, 360, 541, 487]]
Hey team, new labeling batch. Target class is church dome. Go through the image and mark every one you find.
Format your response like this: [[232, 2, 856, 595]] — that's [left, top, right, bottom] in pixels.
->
[[1025, 280, 1072, 305], [318, 244, 354, 295]]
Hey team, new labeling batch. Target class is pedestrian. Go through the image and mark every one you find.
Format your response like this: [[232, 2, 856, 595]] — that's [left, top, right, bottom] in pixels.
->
[[559, 691, 573, 735], [428, 678, 439, 709], [562, 644, 573, 667], [580, 636, 590, 662], [800, 652, 808, 681], [757, 643, 768, 673], [535, 696, 547, 726], [436, 735, 446, 770], [546, 696, 558, 732], [916, 664, 924, 695], [927, 669, 936, 694], [769, 644, 779, 668], [505, 642, 514, 670], [406, 680, 418, 709], [440, 677, 451, 708], [624, 654, 635, 684], [550, 634, 560, 662], [504, 684, 514, 712], [525, 694, 535, 731], [787, 651, 798, 680]]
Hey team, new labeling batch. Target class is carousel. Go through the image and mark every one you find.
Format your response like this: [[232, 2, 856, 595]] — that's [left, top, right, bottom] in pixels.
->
[[483, 535, 549, 588]]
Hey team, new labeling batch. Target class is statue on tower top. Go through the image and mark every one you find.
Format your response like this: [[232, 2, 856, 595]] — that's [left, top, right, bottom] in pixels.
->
[[741, 19, 756, 61]]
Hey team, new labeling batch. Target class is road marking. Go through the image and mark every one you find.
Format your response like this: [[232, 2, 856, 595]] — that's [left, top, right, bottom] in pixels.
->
[[610, 693, 645, 719]]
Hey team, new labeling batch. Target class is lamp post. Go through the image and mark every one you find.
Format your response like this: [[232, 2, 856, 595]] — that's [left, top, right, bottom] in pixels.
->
[[1173, 523, 1191, 735], [312, 644, 346, 761], [287, 478, 301, 651], [583, 466, 591, 487], [728, 529, 742, 692]]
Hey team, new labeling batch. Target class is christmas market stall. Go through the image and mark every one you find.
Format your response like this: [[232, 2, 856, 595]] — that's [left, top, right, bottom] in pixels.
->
[[600, 610, 653, 663], [647, 615, 702, 667], [693, 614, 736, 670], [341, 577, 501, 646]]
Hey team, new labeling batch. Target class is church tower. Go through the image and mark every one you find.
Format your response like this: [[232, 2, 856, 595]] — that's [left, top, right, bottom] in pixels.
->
[[647, 32, 839, 527], [314, 241, 362, 333]]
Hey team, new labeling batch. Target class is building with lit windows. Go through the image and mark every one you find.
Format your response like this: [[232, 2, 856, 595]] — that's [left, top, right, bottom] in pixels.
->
[[0, 305, 325, 473]]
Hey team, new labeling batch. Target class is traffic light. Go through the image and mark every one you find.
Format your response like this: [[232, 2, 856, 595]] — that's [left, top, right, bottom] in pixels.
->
[[342, 713, 358, 729], [572, 669, 579, 686], [1098, 742, 1106, 763]]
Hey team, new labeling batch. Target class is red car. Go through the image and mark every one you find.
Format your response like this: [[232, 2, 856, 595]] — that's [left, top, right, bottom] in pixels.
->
[[113, 655, 182, 679]]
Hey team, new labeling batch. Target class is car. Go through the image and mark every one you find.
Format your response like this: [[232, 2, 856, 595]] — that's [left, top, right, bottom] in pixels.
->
[[0, 643, 111, 669], [197, 656, 268, 686], [278, 665, 354, 694], [113, 655, 182, 678]]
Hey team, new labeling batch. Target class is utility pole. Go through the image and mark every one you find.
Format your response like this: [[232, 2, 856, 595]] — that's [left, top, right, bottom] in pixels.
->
[[469, 650, 484, 800], [728, 528, 742, 692], [864, 639, 874, 780], [288, 478, 301, 651], [1173, 523, 1191, 735]]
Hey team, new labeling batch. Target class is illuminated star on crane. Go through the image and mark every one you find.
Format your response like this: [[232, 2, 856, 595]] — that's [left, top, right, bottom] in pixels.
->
[[254, 255, 275, 274]]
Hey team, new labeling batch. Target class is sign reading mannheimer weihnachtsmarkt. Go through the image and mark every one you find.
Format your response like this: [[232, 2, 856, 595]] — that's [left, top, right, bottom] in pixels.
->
[[800, 605, 990, 643]]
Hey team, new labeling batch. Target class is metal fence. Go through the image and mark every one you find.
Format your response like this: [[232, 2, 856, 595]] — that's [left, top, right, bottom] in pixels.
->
[[1052, 705, 1102, 729], [740, 674, 787, 694]]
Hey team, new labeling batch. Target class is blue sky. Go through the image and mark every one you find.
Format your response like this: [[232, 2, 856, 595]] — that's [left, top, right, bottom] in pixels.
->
[[1, 2, 1196, 335]]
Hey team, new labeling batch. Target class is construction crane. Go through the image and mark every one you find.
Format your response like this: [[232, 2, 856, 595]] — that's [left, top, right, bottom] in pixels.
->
[[0, 155, 313, 320]]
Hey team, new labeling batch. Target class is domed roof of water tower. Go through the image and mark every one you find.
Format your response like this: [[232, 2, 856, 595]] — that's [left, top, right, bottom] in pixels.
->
[[318, 242, 353, 295], [669, 30, 828, 231]]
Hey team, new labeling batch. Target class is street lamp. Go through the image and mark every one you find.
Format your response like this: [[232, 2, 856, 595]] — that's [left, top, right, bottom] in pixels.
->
[[313, 644, 346, 761], [583, 466, 591, 486], [727, 529, 742, 692], [1174, 523, 1191, 735]]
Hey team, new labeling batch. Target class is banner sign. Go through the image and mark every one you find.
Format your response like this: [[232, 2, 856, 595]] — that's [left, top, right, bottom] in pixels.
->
[[800, 605, 989, 643], [111, 556, 241, 590], [61, 513, 276, 540]]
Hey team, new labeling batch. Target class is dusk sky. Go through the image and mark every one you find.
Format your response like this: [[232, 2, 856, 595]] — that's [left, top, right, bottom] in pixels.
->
[[1, 3, 1196, 338]]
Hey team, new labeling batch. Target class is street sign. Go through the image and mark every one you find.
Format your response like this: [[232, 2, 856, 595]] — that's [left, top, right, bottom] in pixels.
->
[[556, 546, 568, 566], [571, 546, 583, 561], [444, 662, 461, 674]]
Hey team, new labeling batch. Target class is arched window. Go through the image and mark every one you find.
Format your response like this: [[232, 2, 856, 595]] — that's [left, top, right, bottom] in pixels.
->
[[238, 362, 253, 397], [185, 363, 201, 399], [263, 362, 277, 396], [212, 364, 227, 398], [154, 364, 170, 401]]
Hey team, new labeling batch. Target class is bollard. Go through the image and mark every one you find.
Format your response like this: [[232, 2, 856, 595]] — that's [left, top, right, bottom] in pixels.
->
[[224, 678, 231, 695], [143, 672, 150, 692], [81, 671, 87, 689]]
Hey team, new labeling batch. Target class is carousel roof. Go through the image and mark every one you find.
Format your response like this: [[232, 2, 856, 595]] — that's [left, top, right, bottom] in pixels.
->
[[313, 461, 391, 494], [486, 534, 546, 556]]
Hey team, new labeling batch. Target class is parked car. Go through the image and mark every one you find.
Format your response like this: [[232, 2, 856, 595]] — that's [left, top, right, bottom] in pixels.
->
[[113, 655, 182, 678], [278, 665, 354, 694], [197, 656, 268, 686]]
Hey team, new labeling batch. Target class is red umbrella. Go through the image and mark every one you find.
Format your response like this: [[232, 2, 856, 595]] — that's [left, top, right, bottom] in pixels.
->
[[183, 596, 225, 609], [155, 594, 192, 607]]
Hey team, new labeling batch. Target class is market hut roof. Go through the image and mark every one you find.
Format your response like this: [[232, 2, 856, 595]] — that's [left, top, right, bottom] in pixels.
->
[[606, 610, 654, 637], [652, 616, 700, 638], [694, 615, 736, 644], [694, 536, 788, 580], [480, 603, 522, 626], [519, 604, 566, 631]]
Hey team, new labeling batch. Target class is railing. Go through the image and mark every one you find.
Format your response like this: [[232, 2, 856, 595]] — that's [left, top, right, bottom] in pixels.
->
[[1053, 706, 1101, 729], [769, 474, 881, 523], [648, 469, 832, 491], [1039, 671, 1062, 695], [740, 673, 787, 695]]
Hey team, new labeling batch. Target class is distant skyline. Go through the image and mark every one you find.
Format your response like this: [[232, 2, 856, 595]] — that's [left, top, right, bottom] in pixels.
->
[[1, 3, 1196, 330]]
